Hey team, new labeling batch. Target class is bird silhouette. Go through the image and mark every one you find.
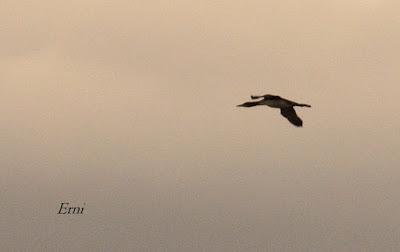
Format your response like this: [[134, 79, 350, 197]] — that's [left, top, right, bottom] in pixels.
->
[[237, 94, 311, 127]]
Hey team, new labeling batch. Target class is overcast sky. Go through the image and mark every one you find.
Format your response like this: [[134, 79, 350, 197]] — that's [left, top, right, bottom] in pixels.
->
[[2, 0, 400, 251]]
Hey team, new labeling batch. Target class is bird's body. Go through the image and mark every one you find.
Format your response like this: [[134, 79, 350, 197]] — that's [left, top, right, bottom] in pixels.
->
[[256, 98, 293, 108], [237, 94, 311, 127]]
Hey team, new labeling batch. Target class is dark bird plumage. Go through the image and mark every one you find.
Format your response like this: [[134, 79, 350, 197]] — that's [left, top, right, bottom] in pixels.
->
[[237, 94, 311, 127]]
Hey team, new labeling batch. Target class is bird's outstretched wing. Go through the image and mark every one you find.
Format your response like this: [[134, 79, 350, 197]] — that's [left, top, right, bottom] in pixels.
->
[[280, 107, 303, 127]]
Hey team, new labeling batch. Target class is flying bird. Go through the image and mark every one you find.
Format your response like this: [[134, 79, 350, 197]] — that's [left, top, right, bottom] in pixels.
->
[[237, 94, 311, 127]]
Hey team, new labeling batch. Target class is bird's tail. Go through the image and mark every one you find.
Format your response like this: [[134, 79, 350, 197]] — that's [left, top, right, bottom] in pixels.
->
[[237, 101, 260, 107], [295, 103, 311, 107]]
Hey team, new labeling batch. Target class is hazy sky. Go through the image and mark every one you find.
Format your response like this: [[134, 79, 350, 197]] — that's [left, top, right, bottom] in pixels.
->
[[2, 0, 400, 251]]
